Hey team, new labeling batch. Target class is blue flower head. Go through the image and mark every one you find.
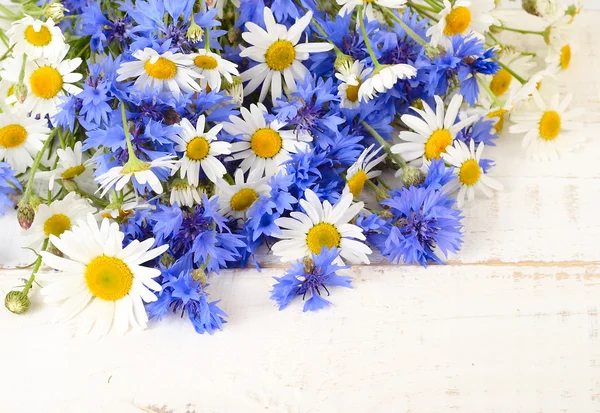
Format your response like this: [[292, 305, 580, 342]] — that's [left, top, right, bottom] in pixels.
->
[[0, 162, 20, 214]]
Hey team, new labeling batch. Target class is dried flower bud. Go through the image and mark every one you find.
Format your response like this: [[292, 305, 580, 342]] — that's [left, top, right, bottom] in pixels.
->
[[44, 2, 69, 22], [17, 202, 35, 230], [522, 0, 558, 17], [162, 107, 182, 125], [14, 83, 27, 104], [400, 165, 425, 188], [191, 268, 208, 286], [302, 256, 315, 274], [160, 252, 175, 268], [227, 27, 241, 44], [5, 291, 31, 314], [378, 209, 394, 220]]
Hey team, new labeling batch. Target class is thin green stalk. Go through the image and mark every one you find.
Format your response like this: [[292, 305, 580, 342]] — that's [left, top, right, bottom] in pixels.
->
[[382, 7, 428, 47], [476, 75, 500, 107], [498, 61, 527, 84], [120, 102, 136, 159], [21, 238, 49, 297], [498, 25, 545, 36], [22, 130, 55, 202], [407, 1, 439, 21], [18, 53, 27, 84], [421, 0, 442, 12], [361, 121, 407, 169], [358, 6, 382, 70]]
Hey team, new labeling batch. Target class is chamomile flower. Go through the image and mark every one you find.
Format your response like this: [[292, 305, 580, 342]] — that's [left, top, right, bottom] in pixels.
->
[[100, 199, 153, 220], [335, 60, 372, 109], [546, 41, 573, 72], [357, 64, 417, 102], [95, 155, 177, 197], [8, 16, 66, 59], [442, 140, 503, 207], [224, 103, 312, 177], [509, 92, 584, 161], [190, 50, 239, 92], [272, 188, 372, 264], [346, 145, 386, 198], [24, 192, 96, 247], [171, 115, 231, 186], [239, 8, 333, 103], [427, 0, 498, 47], [116, 48, 201, 98], [336, 0, 407, 21], [41, 215, 169, 336], [0, 79, 16, 113], [170, 179, 203, 207], [214, 168, 270, 219], [2, 51, 82, 117], [0, 111, 50, 174], [392, 94, 479, 167], [486, 49, 536, 101], [36, 141, 92, 191]]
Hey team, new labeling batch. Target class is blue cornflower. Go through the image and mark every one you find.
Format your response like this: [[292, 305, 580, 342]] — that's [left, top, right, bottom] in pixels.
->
[[423, 158, 455, 190], [271, 247, 351, 312], [0, 162, 20, 214], [149, 204, 184, 243], [78, 82, 112, 128], [381, 186, 463, 266], [457, 118, 498, 147]]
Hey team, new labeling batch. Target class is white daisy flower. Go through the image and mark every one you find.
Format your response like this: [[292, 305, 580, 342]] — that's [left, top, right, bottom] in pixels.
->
[[357, 63, 417, 102], [0, 79, 16, 113], [170, 179, 204, 207], [95, 155, 177, 197], [0, 111, 50, 174], [346, 144, 386, 198], [100, 199, 153, 220], [427, 0, 498, 47], [486, 49, 536, 101], [223, 103, 312, 177], [2, 51, 82, 117], [8, 16, 66, 59], [391, 94, 479, 166], [546, 40, 572, 72], [24, 192, 96, 247], [336, 0, 407, 21], [214, 168, 270, 219], [335, 60, 372, 109], [171, 115, 231, 185], [239, 8, 333, 103], [546, 14, 572, 47], [36, 141, 93, 191], [190, 49, 239, 92], [272, 188, 372, 264], [41, 214, 169, 336], [442, 140, 503, 208], [116, 48, 201, 98], [509, 91, 584, 161]]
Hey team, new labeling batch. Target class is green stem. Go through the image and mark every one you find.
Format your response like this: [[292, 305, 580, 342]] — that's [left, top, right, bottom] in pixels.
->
[[72, 185, 110, 207], [420, 0, 442, 12], [358, 6, 382, 70], [476, 75, 500, 107], [21, 236, 49, 297], [382, 7, 428, 47], [18, 53, 27, 84], [361, 121, 406, 169], [120, 102, 137, 160], [497, 25, 545, 36], [22, 130, 55, 202], [498, 61, 527, 84]]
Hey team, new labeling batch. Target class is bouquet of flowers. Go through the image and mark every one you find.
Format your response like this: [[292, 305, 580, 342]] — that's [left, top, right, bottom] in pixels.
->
[[0, 0, 584, 335]]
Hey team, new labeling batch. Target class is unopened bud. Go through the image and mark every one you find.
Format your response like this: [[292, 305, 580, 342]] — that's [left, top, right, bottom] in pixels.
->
[[401, 165, 425, 188], [227, 27, 241, 44], [191, 268, 208, 286], [17, 202, 35, 230], [44, 2, 69, 22], [5, 291, 31, 314], [160, 252, 175, 268], [186, 20, 204, 42], [425, 45, 441, 59], [223, 76, 243, 107], [377, 209, 394, 220], [162, 107, 182, 125], [14, 83, 27, 104], [334, 50, 354, 74], [374, 185, 390, 202], [303, 256, 315, 274], [565, 4, 580, 18], [61, 178, 78, 192]]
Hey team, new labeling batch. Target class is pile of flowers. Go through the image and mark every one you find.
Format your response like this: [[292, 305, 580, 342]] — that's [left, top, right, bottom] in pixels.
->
[[0, 0, 584, 335]]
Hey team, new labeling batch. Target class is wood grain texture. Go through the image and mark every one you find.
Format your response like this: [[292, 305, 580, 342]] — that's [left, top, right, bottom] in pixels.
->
[[0, 8, 598, 413]]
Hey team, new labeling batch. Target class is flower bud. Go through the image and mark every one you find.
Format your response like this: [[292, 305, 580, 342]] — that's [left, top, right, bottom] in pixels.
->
[[5, 291, 31, 314], [334, 50, 354, 74], [160, 252, 175, 268], [44, 2, 69, 22], [223, 76, 244, 107], [374, 185, 390, 202], [14, 83, 27, 104], [186, 20, 204, 42], [377, 209, 394, 220], [61, 178, 78, 192], [303, 256, 315, 274], [400, 165, 425, 188], [162, 107, 182, 125], [17, 202, 35, 230], [522, 0, 558, 17], [191, 268, 208, 286]]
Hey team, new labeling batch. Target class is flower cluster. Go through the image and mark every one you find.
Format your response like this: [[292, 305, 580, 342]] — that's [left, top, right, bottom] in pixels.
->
[[0, 0, 584, 335]]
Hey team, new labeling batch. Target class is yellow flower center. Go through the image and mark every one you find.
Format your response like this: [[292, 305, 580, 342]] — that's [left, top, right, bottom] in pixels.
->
[[230, 188, 259, 212], [265, 40, 296, 71], [487, 109, 508, 132], [250, 128, 282, 159], [560, 44, 571, 70], [346, 83, 360, 102], [443, 6, 472, 36], [61, 164, 86, 179], [43, 213, 71, 237], [306, 222, 341, 255], [144, 57, 177, 80], [539, 110, 561, 141], [85, 255, 134, 301], [458, 159, 481, 186], [7, 85, 14, 97], [186, 136, 210, 161], [0, 124, 27, 148], [489, 69, 512, 97], [347, 170, 367, 198], [24, 25, 52, 46], [424, 129, 452, 160], [194, 55, 218, 70], [30, 66, 63, 99]]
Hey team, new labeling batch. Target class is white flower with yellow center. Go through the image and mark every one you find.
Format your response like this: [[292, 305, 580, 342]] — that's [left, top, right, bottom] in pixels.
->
[[346, 145, 386, 198], [95, 155, 177, 197], [485, 49, 536, 102], [391, 94, 478, 167], [357, 64, 417, 102], [509, 91, 584, 161], [272, 188, 371, 264], [24, 192, 96, 247], [0, 79, 16, 113], [170, 179, 203, 207], [100, 199, 153, 220], [546, 41, 573, 72], [240, 8, 333, 103], [190, 50, 239, 92], [0, 111, 50, 174], [8, 16, 66, 59], [116, 48, 201, 98], [336, 60, 372, 109], [224, 103, 312, 177], [41, 214, 168, 336], [171, 115, 231, 185], [2, 52, 82, 117], [427, 0, 498, 47], [36, 141, 92, 190], [336, 0, 407, 21], [442, 140, 503, 208], [215, 168, 270, 218]]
